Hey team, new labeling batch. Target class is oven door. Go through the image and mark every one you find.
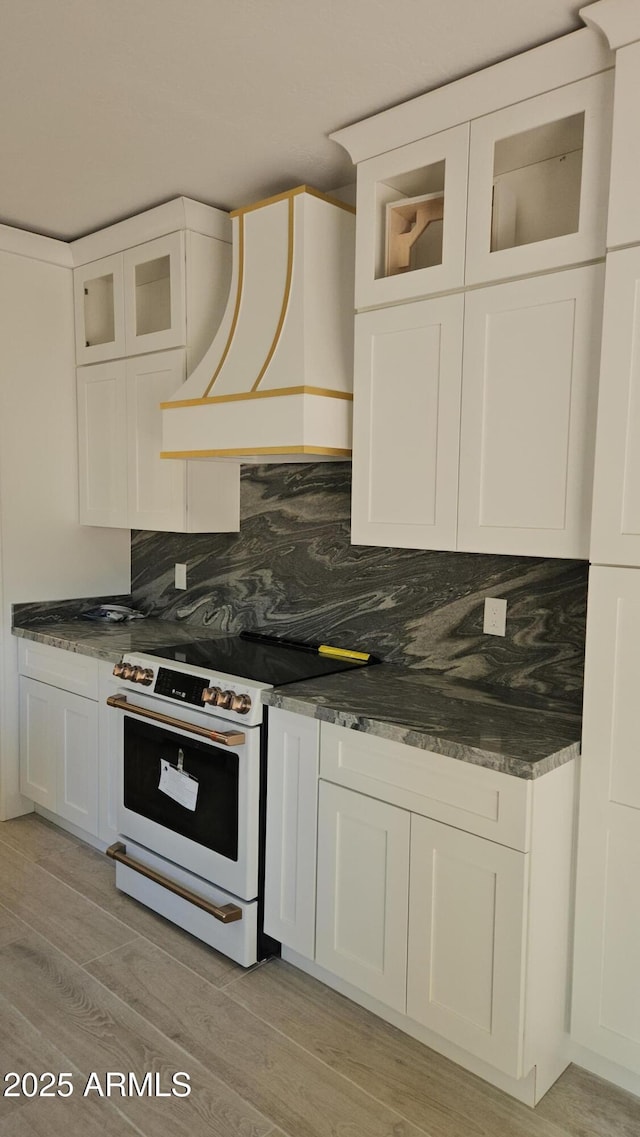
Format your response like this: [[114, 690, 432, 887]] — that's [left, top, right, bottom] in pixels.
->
[[111, 690, 260, 903]]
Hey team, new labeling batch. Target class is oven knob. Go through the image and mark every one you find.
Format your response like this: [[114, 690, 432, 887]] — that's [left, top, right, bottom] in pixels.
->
[[202, 686, 222, 705], [133, 667, 154, 686], [230, 693, 252, 714], [112, 661, 127, 678], [216, 689, 234, 709], [121, 663, 136, 681]]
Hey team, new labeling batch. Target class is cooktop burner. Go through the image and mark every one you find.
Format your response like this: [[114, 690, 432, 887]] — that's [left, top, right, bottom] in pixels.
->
[[141, 634, 372, 688]]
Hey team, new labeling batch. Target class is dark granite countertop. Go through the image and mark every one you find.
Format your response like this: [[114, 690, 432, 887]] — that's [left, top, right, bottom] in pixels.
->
[[263, 666, 581, 779], [11, 615, 227, 664], [12, 608, 581, 779]]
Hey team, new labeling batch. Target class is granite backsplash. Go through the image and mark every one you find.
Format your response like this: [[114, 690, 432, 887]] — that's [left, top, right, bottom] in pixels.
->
[[126, 463, 587, 711]]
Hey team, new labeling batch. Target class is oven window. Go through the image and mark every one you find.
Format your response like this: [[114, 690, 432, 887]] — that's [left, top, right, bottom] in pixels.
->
[[123, 717, 239, 860]]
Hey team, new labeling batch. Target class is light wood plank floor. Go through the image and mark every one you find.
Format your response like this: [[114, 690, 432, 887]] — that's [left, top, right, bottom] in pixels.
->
[[0, 815, 638, 1137]]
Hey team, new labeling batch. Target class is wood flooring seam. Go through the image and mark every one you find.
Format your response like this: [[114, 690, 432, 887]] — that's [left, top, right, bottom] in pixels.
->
[[218, 979, 436, 1137]]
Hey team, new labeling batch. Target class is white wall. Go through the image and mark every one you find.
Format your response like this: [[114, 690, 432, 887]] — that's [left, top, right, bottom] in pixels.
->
[[0, 242, 130, 819]]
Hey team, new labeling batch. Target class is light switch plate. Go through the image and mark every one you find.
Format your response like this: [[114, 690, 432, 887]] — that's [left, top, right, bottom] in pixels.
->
[[174, 563, 187, 590], [483, 597, 507, 636]]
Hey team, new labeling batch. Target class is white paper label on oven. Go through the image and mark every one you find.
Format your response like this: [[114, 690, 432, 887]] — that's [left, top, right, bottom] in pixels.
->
[[158, 760, 199, 811]]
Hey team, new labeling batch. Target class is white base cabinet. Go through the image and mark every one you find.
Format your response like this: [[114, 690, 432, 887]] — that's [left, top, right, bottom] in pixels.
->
[[316, 781, 410, 1012], [19, 675, 98, 837], [77, 350, 240, 533], [265, 711, 576, 1104], [263, 709, 320, 958], [408, 815, 528, 1077], [18, 640, 115, 846]]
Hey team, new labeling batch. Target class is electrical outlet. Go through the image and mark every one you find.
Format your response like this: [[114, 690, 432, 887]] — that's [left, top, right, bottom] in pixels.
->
[[483, 597, 507, 636], [174, 563, 187, 590]]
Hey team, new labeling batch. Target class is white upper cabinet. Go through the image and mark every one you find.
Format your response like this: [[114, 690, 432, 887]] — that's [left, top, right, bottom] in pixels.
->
[[73, 253, 126, 364], [354, 125, 469, 309], [591, 246, 640, 566], [352, 266, 602, 557], [458, 265, 604, 558], [123, 231, 186, 357], [72, 200, 231, 367], [351, 295, 464, 550], [465, 73, 613, 286], [350, 71, 612, 310], [605, 41, 640, 250], [78, 350, 240, 533]]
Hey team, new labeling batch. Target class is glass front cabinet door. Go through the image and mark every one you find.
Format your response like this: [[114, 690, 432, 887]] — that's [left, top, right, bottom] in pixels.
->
[[354, 124, 469, 309]]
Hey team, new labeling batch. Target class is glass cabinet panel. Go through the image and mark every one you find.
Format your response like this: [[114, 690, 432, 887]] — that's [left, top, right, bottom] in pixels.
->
[[355, 124, 469, 309]]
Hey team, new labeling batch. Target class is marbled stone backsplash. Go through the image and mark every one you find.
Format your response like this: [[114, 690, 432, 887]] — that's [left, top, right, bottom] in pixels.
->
[[131, 463, 588, 711]]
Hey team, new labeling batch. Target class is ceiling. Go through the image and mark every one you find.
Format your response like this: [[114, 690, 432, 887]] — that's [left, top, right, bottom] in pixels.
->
[[2, 0, 588, 242]]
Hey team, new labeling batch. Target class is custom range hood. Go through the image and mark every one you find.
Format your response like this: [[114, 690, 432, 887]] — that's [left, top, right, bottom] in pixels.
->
[[161, 186, 355, 461]]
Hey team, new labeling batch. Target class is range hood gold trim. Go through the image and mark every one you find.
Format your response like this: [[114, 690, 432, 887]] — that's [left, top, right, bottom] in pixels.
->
[[251, 194, 295, 391], [203, 213, 245, 396], [230, 184, 356, 218], [161, 386, 353, 410], [161, 445, 352, 459]]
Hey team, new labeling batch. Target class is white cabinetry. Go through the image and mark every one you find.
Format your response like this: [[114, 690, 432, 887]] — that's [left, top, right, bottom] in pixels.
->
[[73, 216, 231, 369], [352, 266, 603, 556], [266, 712, 576, 1104], [263, 708, 320, 958], [573, 566, 640, 1073], [590, 246, 640, 565], [337, 35, 613, 559], [77, 350, 240, 532], [316, 781, 410, 1011], [464, 73, 612, 286], [352, 71, 612, 310], [408, 816, 527, 1076], [18, 642, 101, 840], [351, 295, 463, 550], [458, 266, 603, 558], [73, 198, 240, 534]]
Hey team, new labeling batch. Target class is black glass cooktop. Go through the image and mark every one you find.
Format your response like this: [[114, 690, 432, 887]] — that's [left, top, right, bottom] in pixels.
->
[[141, 634, 374, 688]]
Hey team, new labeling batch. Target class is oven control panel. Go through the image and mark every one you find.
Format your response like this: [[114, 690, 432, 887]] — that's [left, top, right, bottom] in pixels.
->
[[112, 654, 266, 726]]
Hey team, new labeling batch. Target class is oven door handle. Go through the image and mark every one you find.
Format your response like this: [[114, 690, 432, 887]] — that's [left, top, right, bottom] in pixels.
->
[[106, 842, 243, 924], [106, 694, 245, 747]]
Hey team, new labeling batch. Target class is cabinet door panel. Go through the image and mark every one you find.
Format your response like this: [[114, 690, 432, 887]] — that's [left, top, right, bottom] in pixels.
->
[[19, 677, 57, 810], [56, 690, 99, 834], [408, 815, 528, 1076], [126, 349, 187, 530], [123, 232, 186, 355], [77, 361, 128, 527], [264, 709, 320, 958], [465, 73, 612, 285], [351, 296, 463, 550], [590, 247, 640, 566], [458, 266, 603, 557], [316, 782, 410, 1011], [74, 253, 126, 365], [573, 566, 640, 1070], [606, 42, 640, 250], [354, 124, 469, 309]]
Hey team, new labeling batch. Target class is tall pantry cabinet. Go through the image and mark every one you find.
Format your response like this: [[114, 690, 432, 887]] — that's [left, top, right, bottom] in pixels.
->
[[331, 0, 640, 1097], [571, 5, 640, 1097], [0, 226, 130, 822]]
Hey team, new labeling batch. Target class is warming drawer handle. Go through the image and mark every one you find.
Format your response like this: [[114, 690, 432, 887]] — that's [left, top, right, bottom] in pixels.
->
[[106, 842, 243, 924], [106, 694, 245, 747]]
